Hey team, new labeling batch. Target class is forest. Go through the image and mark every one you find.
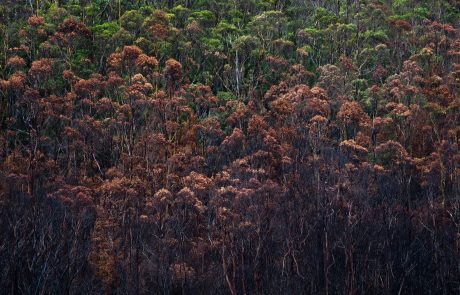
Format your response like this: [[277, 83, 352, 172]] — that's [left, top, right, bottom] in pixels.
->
[[0, 0, 459, 294]]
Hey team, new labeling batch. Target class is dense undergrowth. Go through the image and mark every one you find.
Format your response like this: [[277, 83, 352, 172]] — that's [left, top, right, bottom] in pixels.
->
[[0, 0, 459, 294]]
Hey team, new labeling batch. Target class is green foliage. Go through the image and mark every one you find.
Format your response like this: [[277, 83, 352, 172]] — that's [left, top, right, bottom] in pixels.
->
[[228, 9, 244, 24], [312, 7, 339, 28], [233, 35, 260, 53], [201, 37, 224, 51], [440, 1, 460, 23], [44, 4, 70, 26], [304, 27, 323, 37], [413, 6, 431, 19], [72, 49, 95, 77], [213, 20, 239, 37], [171, 5, 191, 26], [120, 10, 144, 34], [392, 0, 409, 10], [362, 29, 389, 42], [112, 28, 135, 47], [190, 10, 215, 26], [0, 1, 459, 294], [217, 91, 236, 103], [92, 22, 120, 39]]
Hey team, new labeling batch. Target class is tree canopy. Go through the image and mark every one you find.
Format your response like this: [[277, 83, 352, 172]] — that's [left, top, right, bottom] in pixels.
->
[[0, 0, 459, 294]]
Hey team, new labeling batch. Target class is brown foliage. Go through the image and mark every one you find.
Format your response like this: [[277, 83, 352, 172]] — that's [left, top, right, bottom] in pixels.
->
[[27, 15, 45, 27]]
